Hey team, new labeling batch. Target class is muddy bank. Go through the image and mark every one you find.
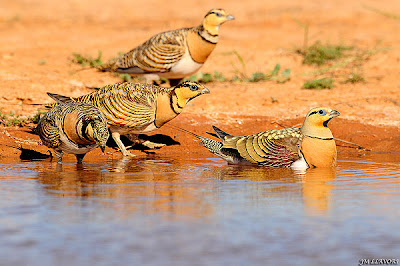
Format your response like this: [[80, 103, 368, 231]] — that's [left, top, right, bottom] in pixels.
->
[[1, 113, 399, 164]]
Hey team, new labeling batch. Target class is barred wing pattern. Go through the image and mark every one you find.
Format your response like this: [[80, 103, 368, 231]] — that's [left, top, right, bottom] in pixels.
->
[[37, 105, 62, 148], [37, 102, 107, 148], [221, 128, 303, 167], [100, 29, 188, 73], [74, 82, 172, 130]]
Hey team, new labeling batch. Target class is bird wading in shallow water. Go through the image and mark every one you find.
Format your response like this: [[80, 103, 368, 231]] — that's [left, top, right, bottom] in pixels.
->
[[36, 102, 109, 164], [184, 107, 340, 169], [46, 81, 210, 157], [97, 8, 234, 86]]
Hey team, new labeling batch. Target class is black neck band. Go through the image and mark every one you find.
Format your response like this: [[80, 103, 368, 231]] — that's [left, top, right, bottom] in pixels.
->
[[305, 135, 334, 140]]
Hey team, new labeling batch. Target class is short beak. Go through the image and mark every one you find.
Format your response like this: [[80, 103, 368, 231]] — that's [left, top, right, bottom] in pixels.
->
[[226, 14, 235, 21], [201, 87, 210, 94], [329, 110, 340, 117]]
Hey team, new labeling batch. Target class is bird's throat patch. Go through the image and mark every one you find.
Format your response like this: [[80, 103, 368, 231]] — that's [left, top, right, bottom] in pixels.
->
[[187, 31, 216, 63]]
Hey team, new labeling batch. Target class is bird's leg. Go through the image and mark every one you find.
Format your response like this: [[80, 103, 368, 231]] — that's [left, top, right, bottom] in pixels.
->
[[76, 154, 86, 164], [128, 134, 166, 149], [54, 150, 63, 164], [111, 132, 135, 157], [169, 78, 183, 87]]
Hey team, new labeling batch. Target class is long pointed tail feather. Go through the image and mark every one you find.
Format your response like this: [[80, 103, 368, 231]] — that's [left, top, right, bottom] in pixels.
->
[[165, 124, 245, 164], [212, 125, 232, 140], [47, 92, 75, 105], [164, 124, 223, 154]]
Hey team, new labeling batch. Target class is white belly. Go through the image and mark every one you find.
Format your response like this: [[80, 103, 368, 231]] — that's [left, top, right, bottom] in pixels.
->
[[290, 154, 309, 170], [59, 134, 97, 155], [161, 52, 203, 79]]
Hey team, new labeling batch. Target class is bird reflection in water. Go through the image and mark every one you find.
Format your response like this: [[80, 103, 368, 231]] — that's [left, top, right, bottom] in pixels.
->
[[203, 164, 337, 215], [37, 158, 217, 220], [37, 156, 337, 220]]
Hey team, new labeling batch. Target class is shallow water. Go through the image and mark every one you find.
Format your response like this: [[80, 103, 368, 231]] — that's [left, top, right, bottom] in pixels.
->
[[0, 154, 399, 266]]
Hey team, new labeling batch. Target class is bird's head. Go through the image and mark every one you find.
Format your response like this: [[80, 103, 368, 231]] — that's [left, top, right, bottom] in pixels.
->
[[202, 9, 234, 34], [301, 107, 340, 138], [172, 81, 210, 109], [85, 116, 110, 153]]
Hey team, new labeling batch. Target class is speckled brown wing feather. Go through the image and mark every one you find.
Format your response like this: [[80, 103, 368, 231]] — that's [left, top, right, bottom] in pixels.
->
[[221, 128, 303, 167], [36, 106, 62, 149], [99, 29, 188, 73], [37, 102, 109, 149], [65, 82, 173, 130]]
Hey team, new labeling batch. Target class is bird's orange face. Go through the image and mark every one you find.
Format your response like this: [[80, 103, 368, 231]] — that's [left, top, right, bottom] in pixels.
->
[[301, 107, 340, 139], [305, 107, 340, 128], [203, 9, 234, 29], [173, 81, 210, 107]]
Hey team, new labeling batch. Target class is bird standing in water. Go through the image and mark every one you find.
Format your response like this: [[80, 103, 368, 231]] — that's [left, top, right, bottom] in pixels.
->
[[36, 102, 109, 164], [188, 107, 340, 169]]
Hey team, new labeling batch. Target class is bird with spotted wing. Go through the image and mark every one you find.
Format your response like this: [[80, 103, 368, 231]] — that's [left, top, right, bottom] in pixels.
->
[[36, 102, 109, 164], [185, 107, 340, 169], [46, 81, 209, 157], [98, 8, 234, 86]]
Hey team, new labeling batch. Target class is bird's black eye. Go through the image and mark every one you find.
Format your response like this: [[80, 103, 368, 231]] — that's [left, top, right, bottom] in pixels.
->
[[189, 84, 198, 91], [318, 109, 327, 116], [215, 12, 222, 17]]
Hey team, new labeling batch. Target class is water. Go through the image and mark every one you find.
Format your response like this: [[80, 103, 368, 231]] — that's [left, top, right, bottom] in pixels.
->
[[0, 154, 399, 266]]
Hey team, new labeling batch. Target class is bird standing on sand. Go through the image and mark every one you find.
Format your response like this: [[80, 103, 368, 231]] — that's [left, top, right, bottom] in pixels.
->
[[189, 107, 340, 169], [36, 102, 109, 164], [46, 81, 210, 157], [98, 8, 234, 86]]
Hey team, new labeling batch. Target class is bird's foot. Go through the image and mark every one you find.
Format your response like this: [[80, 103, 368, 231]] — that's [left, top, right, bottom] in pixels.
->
[[141, 140, 166, 149], [121, 149, 136, 157]]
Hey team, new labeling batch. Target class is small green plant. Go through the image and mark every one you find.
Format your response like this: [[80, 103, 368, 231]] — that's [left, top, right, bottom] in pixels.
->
[[226, 51, 291, 83], [248, 72, 266, 82], [187, 71, 226, 83], [294, 20, 353, 66], [303, 78, 334, 89], [302, 41, 353, 66], [0, 110, 8, 123], [119, 74, 132, 82], [39, 59, 46, 65], [0, 109, 45, 127], [229, 50, 248, 80], [0, 110, 27, 127], [294, 19, 379, 86], [28, 109, 46, 124], [233, 64, 291, 83], [278, 69, 292, 83], [71, 50, 103, 67], [213, 71, 226, 82], [293, 19, 309, 56], [344, 73, 365, 84], [7, 117, 28, 127]]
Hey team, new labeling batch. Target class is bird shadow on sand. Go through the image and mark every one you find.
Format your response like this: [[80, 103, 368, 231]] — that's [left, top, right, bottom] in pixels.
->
[[106, 133, 180, 154], [9, 128, 54, 161], [19, 147, 53, 161], [18, 127, 179, 159]]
